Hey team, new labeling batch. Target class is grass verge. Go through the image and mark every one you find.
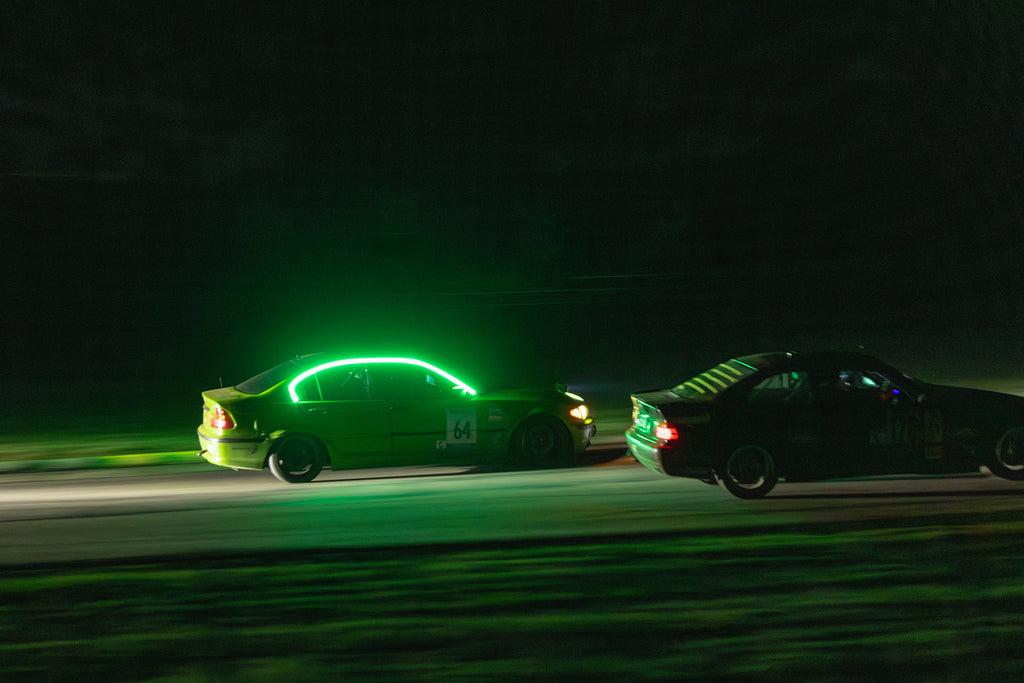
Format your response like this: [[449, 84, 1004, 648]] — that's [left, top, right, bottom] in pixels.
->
[[3, 524, 1024, 681]]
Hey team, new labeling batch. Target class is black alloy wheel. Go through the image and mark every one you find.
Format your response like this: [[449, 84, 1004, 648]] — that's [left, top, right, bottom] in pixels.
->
[[717, 445, 778, 499], [990, 427, 1024, 481], [511, 417, 572, 468], [268, 434, 324, 483]]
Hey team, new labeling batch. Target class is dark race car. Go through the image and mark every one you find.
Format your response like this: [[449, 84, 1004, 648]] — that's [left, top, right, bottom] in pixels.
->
[[198, 354, 595, 482], [626, 351, 1024, 498]]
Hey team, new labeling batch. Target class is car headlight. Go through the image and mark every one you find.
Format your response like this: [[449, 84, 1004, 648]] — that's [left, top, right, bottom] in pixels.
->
[[569, 404, 589, 420]]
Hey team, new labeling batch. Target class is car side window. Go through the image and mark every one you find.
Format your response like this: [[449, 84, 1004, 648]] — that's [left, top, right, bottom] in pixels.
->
[[815, 369, 899, 406], [858, 370, 902, 401], [318, 367, 368, 401], [747, 371, 812, 405], [369, 364, 448, 401], [293, 367, 367, 402]]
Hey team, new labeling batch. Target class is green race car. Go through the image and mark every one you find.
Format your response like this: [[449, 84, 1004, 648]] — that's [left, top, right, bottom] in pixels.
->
[[197, 354, 596, 482]]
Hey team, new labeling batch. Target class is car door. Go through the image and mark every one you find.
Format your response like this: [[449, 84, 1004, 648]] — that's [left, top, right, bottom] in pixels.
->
[[367, 363, 479, 465], [857, 368, 927, 474], [813, 367, 920, 476], [730, 369, 819, 477], [289, 365, 391, 466]]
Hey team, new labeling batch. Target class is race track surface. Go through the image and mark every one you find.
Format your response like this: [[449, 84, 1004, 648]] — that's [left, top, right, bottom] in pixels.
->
[[3, 446, 1024, 566]]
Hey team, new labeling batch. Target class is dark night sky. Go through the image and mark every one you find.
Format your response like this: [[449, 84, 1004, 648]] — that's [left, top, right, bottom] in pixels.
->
[[3, 2, 1024, 426]]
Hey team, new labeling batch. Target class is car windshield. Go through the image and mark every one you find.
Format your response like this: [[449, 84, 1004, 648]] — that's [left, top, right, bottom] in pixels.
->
[[236, 355, 324, 395], [672, 357, 764, 400]]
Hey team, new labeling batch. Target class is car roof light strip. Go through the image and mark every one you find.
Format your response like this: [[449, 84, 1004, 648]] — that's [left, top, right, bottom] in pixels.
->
[[288, 357, 477, 402]]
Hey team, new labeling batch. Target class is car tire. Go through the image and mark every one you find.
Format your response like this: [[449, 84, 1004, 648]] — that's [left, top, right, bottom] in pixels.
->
[[509, 416, 573, 468], [716, 445, 778, 499], [989, 428, 1024, 481], [267, 434, 324, 483]]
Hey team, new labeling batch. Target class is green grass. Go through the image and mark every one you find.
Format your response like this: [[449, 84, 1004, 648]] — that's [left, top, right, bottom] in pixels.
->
[[3, 525, 1024, 681]]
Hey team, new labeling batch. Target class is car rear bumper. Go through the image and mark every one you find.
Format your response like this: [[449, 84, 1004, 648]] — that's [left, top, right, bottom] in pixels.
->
[[197, 428, 269, 470], [626, 430, 668, 474], [626, 430, 713, 479]]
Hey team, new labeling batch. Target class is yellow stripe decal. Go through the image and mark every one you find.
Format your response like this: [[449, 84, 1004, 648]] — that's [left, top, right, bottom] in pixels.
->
[[684, 381, 706, 395], [710, 368, 735, 383], [694, 377, 719, 393], [702, 372, 729, 389]]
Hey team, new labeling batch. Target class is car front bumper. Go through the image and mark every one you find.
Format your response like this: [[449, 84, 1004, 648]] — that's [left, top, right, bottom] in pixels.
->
[[576, 420, 597, 450], [197, 428, 269, 470]]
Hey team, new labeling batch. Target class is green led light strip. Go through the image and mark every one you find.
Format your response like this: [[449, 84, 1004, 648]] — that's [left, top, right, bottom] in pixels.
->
[[287, 357, 477, 402]]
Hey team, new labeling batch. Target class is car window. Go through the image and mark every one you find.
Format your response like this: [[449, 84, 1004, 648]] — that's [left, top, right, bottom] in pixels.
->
[[236, 358, 304, 395], [235, 353, 328, 395], [369, 364, 449, 401], [747, 371, 812, 405], [815, 369, 899, 405], [294, 367, 367, 402], [319, 367, 368, 401], [673, 358, 761, 400]]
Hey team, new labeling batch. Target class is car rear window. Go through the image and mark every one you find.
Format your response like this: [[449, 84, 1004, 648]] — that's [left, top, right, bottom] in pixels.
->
[[236, 358, 306, 395], [673, 358, 762, 400]]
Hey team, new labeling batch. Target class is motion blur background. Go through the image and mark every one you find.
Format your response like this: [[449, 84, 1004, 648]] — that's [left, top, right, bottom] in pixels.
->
[[4, 2, 1023, 430]]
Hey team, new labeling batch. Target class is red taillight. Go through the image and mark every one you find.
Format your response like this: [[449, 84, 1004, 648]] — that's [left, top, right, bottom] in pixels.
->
[[208, 405, 235, 430], [655, 421, 678, 442]]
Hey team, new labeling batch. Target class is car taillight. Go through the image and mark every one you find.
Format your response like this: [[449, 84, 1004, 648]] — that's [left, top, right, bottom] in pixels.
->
[[655, 421, 678, 442], [569, 404, 589, 420], [208, 405, 235, 430]]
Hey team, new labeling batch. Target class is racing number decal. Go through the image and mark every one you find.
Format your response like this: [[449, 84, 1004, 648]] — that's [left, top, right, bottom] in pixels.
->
[[446, 410, 476, 445]]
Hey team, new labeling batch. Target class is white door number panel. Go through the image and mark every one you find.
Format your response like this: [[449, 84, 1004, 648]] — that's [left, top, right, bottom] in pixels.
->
[[446, 409, 476, 445]]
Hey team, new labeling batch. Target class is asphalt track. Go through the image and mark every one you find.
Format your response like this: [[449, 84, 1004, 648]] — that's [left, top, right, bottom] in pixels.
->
[[3, 439, 1024, 567]]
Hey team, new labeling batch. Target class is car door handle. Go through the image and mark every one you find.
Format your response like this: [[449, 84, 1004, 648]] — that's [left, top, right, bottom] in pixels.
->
[[307, 408, 328, 414], [390, 405, 411, 412]]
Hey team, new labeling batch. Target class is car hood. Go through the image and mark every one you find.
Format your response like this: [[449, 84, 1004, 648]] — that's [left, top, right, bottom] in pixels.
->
[[475, 383, 579, 403], [924, 384, 1024, 410]]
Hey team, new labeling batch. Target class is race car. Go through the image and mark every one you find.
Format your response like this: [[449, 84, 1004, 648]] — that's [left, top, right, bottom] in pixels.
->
[[626, 351, 1024, 498], [198, 354, 595, 482]]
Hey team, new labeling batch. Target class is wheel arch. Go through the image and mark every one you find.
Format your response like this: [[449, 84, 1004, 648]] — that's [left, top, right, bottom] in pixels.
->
[[510, 410, 572, 443], [510, 407, 563, 429]]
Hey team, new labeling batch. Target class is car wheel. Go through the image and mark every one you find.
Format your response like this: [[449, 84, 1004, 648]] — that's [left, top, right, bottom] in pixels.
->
[[510, 416, 573, 468], [716, 445, 778, 499], [267, 435, 324, 483], [989, 428, 1024, 481]]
